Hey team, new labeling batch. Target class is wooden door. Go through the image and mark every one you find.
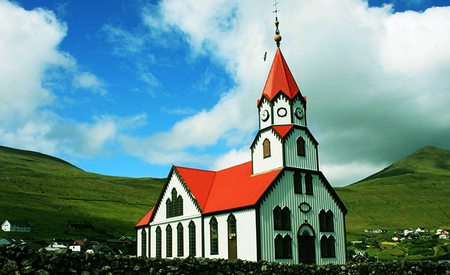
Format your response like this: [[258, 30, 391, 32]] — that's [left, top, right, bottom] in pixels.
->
[[298, 232, 315, 264], [227, 214, 237, 259]]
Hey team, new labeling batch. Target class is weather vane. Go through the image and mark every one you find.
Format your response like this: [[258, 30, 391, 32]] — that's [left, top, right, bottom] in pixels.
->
[[273, 0, 282, 47]]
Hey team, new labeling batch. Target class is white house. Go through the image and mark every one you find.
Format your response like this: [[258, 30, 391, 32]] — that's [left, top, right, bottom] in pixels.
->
[[136, 19, 347, 265], [1, 220, 31, 232]]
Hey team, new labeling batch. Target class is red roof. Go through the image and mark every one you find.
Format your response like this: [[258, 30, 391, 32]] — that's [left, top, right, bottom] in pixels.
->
[[261, 48, 301, 101], [175, 162, 282, 214], [136, 207, 154, 227], [273, 125, 294, 138]]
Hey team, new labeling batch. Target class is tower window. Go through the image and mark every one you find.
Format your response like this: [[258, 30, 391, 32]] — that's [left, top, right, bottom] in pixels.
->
[[294, 171, 302, 194], [263, 139, 271, 158], [305, 173, 313, 195], [297, 137, 306, 156]]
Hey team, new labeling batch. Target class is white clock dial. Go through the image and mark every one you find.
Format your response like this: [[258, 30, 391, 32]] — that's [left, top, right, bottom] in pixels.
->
[[277, 107, 287, 117], [261, 110, 270, 122]]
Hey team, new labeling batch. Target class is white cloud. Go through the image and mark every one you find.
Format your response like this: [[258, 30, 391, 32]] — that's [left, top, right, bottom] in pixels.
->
[[73, 71, 107, 96], [213, 147, 251, 171], [128, 0, 450, 185], [321, 162, 386, 187]]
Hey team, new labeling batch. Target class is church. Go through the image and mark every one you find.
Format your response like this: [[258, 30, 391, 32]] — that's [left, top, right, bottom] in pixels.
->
[[135, 16, 347, 265]]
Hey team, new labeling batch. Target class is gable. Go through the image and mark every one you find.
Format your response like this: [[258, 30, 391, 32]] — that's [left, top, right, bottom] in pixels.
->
[[150, 168, 202, 223]]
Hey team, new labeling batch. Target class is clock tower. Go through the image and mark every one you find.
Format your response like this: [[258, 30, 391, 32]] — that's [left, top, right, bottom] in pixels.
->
[[251, 17, 319, 175]]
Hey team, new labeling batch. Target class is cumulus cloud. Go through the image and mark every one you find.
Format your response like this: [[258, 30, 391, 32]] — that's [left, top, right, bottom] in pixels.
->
[[0, 1, 142, 159], [125, 0, 450, 185]]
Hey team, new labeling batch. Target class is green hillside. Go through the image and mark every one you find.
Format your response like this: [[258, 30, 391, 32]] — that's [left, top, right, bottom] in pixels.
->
[[0, 146, 164, 240], [336, 145, 450, 234]]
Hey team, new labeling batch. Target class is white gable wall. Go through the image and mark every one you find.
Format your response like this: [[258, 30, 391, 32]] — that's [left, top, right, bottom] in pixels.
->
[[204, 209, 257, 261], [259, 99, 272, 129], [152, 172, 201, 223], [284, 128, 318, 171], [252, 131, 283, 174]]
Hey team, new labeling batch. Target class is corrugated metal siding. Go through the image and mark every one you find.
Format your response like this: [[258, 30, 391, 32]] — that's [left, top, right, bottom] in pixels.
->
[[284, 128, 318, 171], [259, 170, 346, 265]]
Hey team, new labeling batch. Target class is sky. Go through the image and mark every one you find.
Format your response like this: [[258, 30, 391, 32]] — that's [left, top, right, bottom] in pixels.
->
[[1, 0, 450, 186]]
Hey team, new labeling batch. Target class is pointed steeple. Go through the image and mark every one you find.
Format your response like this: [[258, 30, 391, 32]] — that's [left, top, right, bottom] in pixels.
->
[[260, 48, 302, 101]]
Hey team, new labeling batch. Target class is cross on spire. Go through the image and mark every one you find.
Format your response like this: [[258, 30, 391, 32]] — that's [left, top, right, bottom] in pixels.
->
[[273, 1, 282, 47]]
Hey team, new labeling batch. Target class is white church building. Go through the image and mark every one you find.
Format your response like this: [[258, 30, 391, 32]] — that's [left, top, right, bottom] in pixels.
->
[[136, 17, 347, 265]]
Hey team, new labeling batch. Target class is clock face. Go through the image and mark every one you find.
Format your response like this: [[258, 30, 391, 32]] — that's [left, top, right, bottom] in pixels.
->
[[277, 107, 287, 117], [261, 110, 270, 122], [294, 107, 304, 119]]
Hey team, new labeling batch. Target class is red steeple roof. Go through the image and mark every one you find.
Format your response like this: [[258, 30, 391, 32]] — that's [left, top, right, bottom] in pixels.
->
[[261, 48, 301, 101]]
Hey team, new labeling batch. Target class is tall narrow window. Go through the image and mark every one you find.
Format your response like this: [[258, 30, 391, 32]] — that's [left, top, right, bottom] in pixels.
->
[[156, 226, 162, 258], [283, 235, 292, 259], [166, 225, 172, 257], [141, 228, 147, 257], [281, 207, 291, 230], [319, 210, 327, 232], [297, 137, 305, 156], [189, 221, 196, 256], [305, 173, 313, 195], [263, 139, 271, 158], [274, 234, 283, 259], [294, 171, 302, 194], [177, 223, 184, 257], [328, 236, 336, 258], [166, 198, 172, 218], [178, 196, 184, 216], [326, 210, 334, 232], [273, 206, 282, 230], [210, 217, 218, 255]]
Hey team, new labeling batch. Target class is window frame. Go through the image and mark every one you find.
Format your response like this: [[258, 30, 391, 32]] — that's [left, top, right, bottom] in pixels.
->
[[177, 222, 184, 257], [263, 138, 271, 158], [210, 217, 219, 255]]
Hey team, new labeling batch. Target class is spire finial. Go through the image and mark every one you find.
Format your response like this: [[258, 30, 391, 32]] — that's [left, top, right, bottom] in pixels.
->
[[273, 1, 282, 47]]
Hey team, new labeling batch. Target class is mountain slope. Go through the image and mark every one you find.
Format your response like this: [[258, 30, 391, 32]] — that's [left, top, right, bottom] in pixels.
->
[[0, 146, 164, 240], [336, 146, 450, 233]]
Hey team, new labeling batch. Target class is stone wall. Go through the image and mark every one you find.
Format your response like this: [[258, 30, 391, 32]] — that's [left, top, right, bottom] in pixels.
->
[[1, 244, 449, 274]]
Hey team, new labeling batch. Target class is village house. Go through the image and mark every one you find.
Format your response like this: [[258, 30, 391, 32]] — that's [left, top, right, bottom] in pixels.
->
[[135, 16, 347, 265], [1, 220, 31, 232]]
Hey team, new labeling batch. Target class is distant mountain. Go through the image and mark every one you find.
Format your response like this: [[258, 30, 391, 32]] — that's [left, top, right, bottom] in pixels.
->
[[0, 145, 164, 240], [336, 146, 450, 233]]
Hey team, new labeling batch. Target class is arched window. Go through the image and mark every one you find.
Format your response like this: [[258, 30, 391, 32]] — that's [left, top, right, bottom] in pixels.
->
[[319, 210, 334, 232], [305, 173, 313, 195], [189, 221, 196, 256], [320, 235, 336, 258], [281, 207, 291, 230], [166, 198, 172, 218], [326, 210, 334, 232], [166, 224, 172, 257], [294, 171, 302, 194], [263, 139, 271, 158], [156, 226, 162, 258], [297, 137, 306, 156], [319, 210, 327, 232], [210, 217, 218, 255], [141, 228, 147, 257], [274, 234, 292, 259], [177, 196, 184, 216], [283, 235, 292, 259], [274, 234, 283, 259], [273, 206, 282, 230], [177, 223, 184, 257]]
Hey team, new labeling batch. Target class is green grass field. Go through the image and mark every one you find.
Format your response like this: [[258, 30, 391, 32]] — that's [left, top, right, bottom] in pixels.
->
[[1, 145, 449, 243], [0, 146, 164, 240]]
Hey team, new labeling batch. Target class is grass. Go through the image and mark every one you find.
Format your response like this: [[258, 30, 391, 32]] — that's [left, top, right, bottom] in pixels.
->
[[0, 146, 164, 240], [336, 145, 450, 235]]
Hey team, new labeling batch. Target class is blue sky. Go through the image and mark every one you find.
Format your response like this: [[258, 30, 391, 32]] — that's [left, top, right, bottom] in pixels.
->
[[1, 0, 450, 186]]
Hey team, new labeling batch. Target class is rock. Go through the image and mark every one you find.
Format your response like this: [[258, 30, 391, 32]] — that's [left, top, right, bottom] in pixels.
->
[[2, 259, 18, 273]]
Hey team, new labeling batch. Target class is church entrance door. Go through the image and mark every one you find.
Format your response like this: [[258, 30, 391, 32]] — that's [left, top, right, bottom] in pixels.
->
[[298, 224, 316, 264]]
